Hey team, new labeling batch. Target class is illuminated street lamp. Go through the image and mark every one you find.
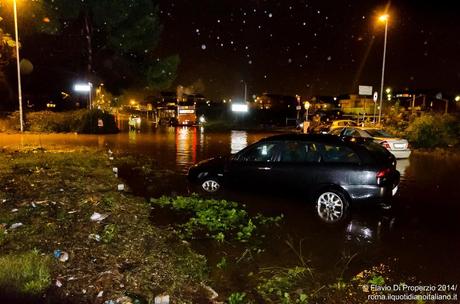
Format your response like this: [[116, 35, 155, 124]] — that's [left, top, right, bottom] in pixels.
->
[[12, 0, 24, 131], [304, 101, 311, 119], [231, 103, 248, 113], [386, 87, 392, 101], [74, 82, 93, 109], [455, 96, 460, 102], [378, 14, 389, 124]]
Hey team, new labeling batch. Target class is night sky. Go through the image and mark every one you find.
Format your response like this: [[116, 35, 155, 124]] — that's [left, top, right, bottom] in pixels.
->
[[156, 0, 460, 100]]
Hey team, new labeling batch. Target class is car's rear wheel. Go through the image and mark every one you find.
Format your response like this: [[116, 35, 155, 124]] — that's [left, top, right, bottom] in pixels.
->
[[201, 178, 221, 193], [316, 190, 349, 223]]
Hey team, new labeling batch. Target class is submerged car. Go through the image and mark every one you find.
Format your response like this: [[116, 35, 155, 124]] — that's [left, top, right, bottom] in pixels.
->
[[334, 127, 411, 159], [188, 134, 400, 223]]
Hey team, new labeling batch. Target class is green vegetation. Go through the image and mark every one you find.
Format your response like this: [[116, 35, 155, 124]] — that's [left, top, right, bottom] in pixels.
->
[[227, 292, 249, 304], [150, 195, 283, 242], [0, 250, 51, 296], [0, 109, 119, 134], [405, 114, 460, 148], [257, 266, 312, 304]]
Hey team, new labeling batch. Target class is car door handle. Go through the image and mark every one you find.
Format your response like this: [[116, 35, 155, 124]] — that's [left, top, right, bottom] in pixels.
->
[[257, 167, 271, 170]]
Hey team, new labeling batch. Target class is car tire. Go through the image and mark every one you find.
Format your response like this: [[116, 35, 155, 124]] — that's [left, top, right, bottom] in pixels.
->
[[315, 189, 349, 223], [200, 177, 221, 193]]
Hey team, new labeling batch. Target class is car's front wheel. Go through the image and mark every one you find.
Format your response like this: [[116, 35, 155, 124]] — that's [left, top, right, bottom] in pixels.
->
[[200, 177, 221, 193], [316, 190, 349, 223]]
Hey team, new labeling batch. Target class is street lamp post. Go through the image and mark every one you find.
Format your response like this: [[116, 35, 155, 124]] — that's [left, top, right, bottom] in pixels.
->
[[13, 0, 24, 132], [378, 14, 389, 125]]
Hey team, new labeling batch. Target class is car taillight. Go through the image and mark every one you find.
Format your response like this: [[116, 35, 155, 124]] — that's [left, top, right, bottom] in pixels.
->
[[376, 168, 391, 185], [380, 141, 391, 150], [376, 168, 390, 178]]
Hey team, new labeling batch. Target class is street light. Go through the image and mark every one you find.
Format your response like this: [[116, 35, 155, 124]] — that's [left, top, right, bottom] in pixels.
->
[[304, 101, 311, 119], [73, 82, 93, 109], [378, 14, 389, 124], [12, 0, 24, 132]]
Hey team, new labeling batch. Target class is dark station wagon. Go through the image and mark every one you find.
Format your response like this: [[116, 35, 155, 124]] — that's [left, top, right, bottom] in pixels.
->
[[188, 134, 400, 223]]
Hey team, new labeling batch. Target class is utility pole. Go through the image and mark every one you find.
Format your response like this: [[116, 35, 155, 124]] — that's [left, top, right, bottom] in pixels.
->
[[13, 0, 24, 132], [378, 15, 389, 124]]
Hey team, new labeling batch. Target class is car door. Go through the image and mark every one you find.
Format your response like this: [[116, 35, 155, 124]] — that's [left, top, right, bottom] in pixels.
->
[[268, 140, 322, 196], [226, 141, 282, 190], [314, 143, 363, 196]]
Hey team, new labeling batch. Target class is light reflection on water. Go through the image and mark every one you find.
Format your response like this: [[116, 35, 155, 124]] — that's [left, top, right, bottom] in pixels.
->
[[175, 127, 197, 168], [230, 130, 248, 154]]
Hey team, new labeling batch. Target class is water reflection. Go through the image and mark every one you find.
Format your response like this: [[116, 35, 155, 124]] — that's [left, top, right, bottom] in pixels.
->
[[175, 127, 197, 168], [230, 130, 248, 154], [396, 158, 410, 179], [345, 216, 396, 245], [128, 130, 137, 144]]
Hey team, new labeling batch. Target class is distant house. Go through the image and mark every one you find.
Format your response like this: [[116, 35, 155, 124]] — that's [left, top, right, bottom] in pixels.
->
[[253, 93, 297, 110], [337, 94, 375, 115]]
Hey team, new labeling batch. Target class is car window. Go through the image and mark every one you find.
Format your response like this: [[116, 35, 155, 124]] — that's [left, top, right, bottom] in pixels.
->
[[330, 128, 343, 135], [319, 144, 360, 164], [237, 142, 280, 162], [343, 128, 360, 137], [364, 129, 394, 138], [280, 141, 321, 163]]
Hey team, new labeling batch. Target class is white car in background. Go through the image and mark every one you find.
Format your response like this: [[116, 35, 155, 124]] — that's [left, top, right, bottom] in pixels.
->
[[334, 127, 411, 159]]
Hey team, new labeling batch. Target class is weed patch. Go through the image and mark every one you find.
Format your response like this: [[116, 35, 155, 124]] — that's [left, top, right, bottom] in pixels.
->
[[150, 195, 283, 243], [0, 250, 51, 296]]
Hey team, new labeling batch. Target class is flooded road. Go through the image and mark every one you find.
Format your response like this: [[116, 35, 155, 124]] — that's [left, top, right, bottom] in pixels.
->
[[1, 128, 459, 288]]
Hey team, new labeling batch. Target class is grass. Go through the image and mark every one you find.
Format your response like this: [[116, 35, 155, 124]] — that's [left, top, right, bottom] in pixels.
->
[[0, 250, 51, 296], [0, 147, 209, 303]]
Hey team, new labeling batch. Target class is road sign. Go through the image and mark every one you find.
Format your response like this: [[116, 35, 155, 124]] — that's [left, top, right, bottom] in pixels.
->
[[373, 91, 378, 103], [359, 85, 373, 96]]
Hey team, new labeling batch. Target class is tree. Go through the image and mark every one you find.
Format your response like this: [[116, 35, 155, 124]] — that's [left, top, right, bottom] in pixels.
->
[[0, 26, 16, 68], [24, 0, 178, 92], [0, 23, 17, 105], [146, 55, 180, 91]]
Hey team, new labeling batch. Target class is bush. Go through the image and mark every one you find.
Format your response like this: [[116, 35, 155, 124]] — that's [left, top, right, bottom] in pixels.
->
[[2, 109, 119, 134], [77, 109, 119, 134], [0, 250, 51, 296], [405, 114, 460, 148]]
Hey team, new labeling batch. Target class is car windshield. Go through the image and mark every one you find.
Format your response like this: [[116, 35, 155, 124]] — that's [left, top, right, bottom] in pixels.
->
[[364, 129, 395, 138]]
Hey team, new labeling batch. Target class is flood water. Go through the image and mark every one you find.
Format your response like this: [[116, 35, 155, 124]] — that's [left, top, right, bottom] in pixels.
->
[[1, 128, 459, 289]]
